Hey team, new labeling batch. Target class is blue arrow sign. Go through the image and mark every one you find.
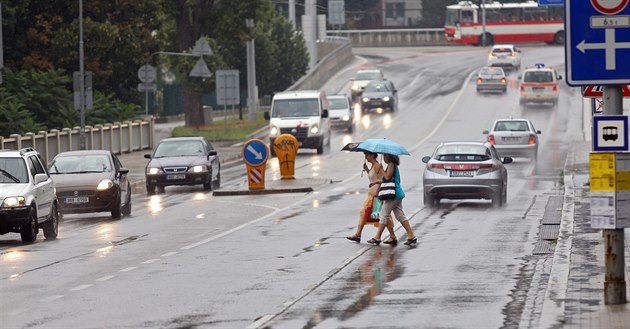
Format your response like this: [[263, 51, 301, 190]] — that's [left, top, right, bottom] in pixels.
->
[[243, 139, 268, 166], [565, 0, 630, 86]]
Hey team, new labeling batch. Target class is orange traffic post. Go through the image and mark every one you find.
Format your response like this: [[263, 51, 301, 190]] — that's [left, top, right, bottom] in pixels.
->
[[273, 134, 299, 180], [242, 139, 269, 190]]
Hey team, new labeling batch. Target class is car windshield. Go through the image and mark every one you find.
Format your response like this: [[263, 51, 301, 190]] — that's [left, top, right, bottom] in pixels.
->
[[0, 158, 28, 183], [364, 82, 389, 93], [524, 71, 553, 83], [154, 141, 205, 158], [49, 155, 112, 174], [435, 145, 491, 161], [355, 71, 381, 80], [328, 98, 349, 110], [494, 121, 529, 132], [272, 99, 320, 118], [479, 68, 504, 76]]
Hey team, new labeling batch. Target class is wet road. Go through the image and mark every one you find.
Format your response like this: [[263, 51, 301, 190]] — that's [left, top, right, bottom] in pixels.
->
[[0, 45, 581, 328]]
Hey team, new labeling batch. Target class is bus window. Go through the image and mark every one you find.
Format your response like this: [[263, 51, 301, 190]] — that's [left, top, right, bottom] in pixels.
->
[[445, 8, 459, 26], [462, 10, 473, 23]]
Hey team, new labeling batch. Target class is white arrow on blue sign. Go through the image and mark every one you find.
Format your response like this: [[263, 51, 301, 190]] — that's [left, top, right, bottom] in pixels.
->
[[243, 139, 268, 166], [565, 0, 630, 86]]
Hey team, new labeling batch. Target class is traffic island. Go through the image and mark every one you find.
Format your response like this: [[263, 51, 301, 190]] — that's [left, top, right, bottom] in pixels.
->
[[212, 177, 331, 196]]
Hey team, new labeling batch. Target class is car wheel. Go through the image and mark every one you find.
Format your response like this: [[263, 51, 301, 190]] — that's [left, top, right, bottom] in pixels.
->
[[121, 185, 132, 216], [347, 123, 353, 133], [501, 187, 507, 205], [317, 139, 324, 154], [42, 203, 59, 240], [554, 30, 565, 45], [157, 185, 165, 194], [203, 172, 213, 191], [492, 191, 503, 207], [424, 193, 439, 208], [21, 208, 38, 243], [213, 172, 221, 189], [111, 192, 122, 219], [146, 183, 155, 195]]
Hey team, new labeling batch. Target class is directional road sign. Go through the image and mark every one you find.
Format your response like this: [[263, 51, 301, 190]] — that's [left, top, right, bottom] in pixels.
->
[[582, 85, 630, 97], [242, 139, 269, 166], [593, 115, 629, 151], [592, 98, 604, 114], [565, 0, 630, 86], [538, 0, 564, 6]]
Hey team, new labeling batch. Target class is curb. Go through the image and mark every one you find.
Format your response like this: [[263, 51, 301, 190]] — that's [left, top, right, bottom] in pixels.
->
[[212, 187, 313, 196]]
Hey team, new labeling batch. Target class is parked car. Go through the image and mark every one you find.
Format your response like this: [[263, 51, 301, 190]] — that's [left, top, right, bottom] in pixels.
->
[[327, 94, 355, 132], [519, 63, 562, 107], [144, 137, 220, 194], [476, 67, 508, 93], [350, 68, 384, 100], [49, 150, 131, 218], [360, 80, 398, 114], [421, 142, 512, 208], [0, 148, 59, 243], [483, 118, 541, 161], [487, 44, 521, 70]]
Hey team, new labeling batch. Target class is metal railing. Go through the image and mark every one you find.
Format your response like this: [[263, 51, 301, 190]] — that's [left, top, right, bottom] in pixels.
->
[[327, 28, 450, 47], [0, 119, 154, 165]]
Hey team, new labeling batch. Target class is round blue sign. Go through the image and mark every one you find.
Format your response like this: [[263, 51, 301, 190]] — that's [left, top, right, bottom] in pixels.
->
[[243, 139, 269, 166]]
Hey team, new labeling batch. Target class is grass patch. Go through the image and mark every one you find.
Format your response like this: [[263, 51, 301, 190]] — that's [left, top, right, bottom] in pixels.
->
[[172, 113, 268, 142]]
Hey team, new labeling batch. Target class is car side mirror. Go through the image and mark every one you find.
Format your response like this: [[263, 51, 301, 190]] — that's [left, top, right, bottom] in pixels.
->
[[321, 109, 329, 118], [144, 154, 152, 159], [537, 130, 542, 134], [119, 168, 129, 175], [482, 130, 489, 135], [208, 150, 218, 157], [558, 75, 563, 80], [264, 111, 270, 120], [421, 156, 431, 163], [34, 173, 49, 184], [502, 157, 513, 164]]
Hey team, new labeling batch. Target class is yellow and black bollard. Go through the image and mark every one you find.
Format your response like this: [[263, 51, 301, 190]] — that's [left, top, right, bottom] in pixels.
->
[[273, 134, 299, 180]]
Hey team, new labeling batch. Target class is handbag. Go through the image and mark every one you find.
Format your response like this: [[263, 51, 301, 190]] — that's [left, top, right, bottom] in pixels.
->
[[370, 197, 382, 220], [377, 178, 396, 200]]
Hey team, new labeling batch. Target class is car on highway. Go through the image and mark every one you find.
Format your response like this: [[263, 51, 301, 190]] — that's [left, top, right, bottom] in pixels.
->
[[49, 150, 132, 218], [476, 67, 507, 93], [0, 147, 59, 243], [350, 68, 384, 100], [421, 142, 512, 208], [487, 44, 521, 70], [519, 64, 562, 107], [360, 80, 398, 114], [327, 94, 355, 132], [483, 118, 541, 161], [144, 137, 220, 194]]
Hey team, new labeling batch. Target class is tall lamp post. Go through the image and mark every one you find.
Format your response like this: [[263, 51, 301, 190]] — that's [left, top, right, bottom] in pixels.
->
[[78, 0, 86, 150]]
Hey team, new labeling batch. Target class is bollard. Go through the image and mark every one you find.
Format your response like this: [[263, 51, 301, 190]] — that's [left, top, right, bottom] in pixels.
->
[[273, 134, 299, 180], [242, 139, 269, 190]]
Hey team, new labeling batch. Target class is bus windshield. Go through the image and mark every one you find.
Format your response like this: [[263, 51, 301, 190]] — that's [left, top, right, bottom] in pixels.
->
[[445, 8, 459, 26]]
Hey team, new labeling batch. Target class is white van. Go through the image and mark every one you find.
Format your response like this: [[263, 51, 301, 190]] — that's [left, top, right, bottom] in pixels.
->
[[264, 90, 331, 155]]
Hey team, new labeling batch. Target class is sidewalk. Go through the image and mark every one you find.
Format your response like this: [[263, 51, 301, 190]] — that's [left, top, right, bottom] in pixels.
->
[[539, 140, 630, 328]]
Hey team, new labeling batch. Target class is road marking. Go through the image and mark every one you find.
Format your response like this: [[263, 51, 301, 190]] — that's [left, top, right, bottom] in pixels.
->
[[70, 284, 93, 291], [119, 267, 137, 272], [246, 315, 274, 329], [40, 295, 64, 302], [161, 252, 177, 257], [96, 275, 115, 282], [142, 259, 160, 264]]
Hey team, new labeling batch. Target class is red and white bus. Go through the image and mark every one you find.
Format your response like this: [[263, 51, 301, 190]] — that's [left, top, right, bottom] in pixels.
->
[[444, 1, 564, 46]]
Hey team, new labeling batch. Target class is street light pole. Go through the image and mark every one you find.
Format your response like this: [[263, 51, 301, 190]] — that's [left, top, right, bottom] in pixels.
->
[[79, 0, 86, 150]]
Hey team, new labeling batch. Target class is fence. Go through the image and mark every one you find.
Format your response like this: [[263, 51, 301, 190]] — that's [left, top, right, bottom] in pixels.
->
[[0, 119, 154, 165], [327, 28, 450, 47]]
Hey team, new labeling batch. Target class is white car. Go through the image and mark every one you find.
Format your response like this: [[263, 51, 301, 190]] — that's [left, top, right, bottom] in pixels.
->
[[327, 94, 355, 132], [519, 64, 562, 107], [350, 68, 384, 100], [487, 44, 521, 70], [0, 148, 60, 243], [483, 118, 541, 161]]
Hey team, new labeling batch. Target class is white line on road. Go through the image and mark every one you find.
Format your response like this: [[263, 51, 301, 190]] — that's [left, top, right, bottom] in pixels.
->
[[40, 295, 64, 302], [142, 259, 160, 264], [70, 284, 93, 291], [119, 267, 137, 272], [246, 314, 274, 329], [95, 275, 115, 282], [161, 252, 177, 257]]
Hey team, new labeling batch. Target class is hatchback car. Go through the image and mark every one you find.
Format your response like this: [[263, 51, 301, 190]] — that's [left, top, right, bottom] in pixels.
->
[[360, 80, 398, 114], [49, 150, 131, 218], [421, 142, 512, 208], [144, 137, 220, 194], [519, 64, 562, 107], [350, 68, 384, 100], [476, 67, 507, 93], [487, 44, 521, 70], [0, 148, 59, 243], [483, 118, 541, 161], [327, 94, 355, 132]]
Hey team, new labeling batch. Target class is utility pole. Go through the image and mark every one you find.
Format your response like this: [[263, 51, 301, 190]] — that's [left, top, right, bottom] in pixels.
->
[[289, 0, 296, 27], [481, 0, 487, 46], [246, 19, 257, 120], [78, 0, 86, 150]]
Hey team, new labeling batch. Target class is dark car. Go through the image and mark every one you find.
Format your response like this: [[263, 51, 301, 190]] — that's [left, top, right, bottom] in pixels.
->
[[360, 80, 398, 114], [144, 137, 220, 194], [49, 150, 131, 218]]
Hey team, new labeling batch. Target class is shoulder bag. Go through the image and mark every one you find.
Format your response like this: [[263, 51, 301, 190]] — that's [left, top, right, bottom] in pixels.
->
[[378, 176, 396, 200]]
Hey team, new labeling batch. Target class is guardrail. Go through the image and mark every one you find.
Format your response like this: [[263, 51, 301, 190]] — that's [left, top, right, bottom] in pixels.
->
[[327, 28, 450, 47], [287, 37, 354, 91], [0, 119, 154, 165]]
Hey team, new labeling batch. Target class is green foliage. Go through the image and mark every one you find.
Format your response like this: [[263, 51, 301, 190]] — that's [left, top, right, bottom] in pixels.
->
[[0, 91, 45, 136], [419, 0, 459, 28], [171, 113, 268, 142]]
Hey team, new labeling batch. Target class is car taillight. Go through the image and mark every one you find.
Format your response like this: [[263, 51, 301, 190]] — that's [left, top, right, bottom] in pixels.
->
[[477, 77, 483, 84], [488, 134, 496, 145], [520, 85, 525, 92], [488, 53, 495, 58], [510, 52, 515, 56], [478, 163, 498, 169], [428, 163, 445, 169], [528, 134, 536, 145], [552, 85, 558, 92]]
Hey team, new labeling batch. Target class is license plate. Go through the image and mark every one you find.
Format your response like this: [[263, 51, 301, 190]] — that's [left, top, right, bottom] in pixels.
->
[[502, 136, 520, 142], [372, 101, 382, 106], [166, 174, 186, 180], [533, 87, 544, 92], [449, 170, 474, 177], [65, 197, 89, 204]]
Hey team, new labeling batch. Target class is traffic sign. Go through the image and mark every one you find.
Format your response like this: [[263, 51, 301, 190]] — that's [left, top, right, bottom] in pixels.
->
[[137, 82, 157, 92], [538, 0, 564, 6], [137, 64, 157, 83], [216, 70, 240, 106], [582, 85, 630, 97], [242, 139, 269, 166], [592, 98, 604, 114], [565, 0, 630, 86], [189, 57, 212, 78], [593, 115, 629, 151]]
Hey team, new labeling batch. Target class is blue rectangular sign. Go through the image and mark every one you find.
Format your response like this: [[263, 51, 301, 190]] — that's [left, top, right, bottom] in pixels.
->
[[538, 0, 564, 6], [565, 0, 630, 86], [593, 115, 629, 152]]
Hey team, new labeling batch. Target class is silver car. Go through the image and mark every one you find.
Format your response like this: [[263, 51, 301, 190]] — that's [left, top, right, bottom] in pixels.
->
[[327, 94, 355, 132], [421, 142, 512, 208], [483, 118, 541, 161], [476, 67, 507, 93]]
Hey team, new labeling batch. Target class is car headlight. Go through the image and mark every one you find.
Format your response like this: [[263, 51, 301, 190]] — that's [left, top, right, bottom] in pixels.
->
[[383, 96, 390, 102], [351, 85, 360, 91], [147, 167, 161, 175], [270, 125, 279, 136], [310, 125, 320, 134], [2, 196, 26, 208], [191, 165, 204, 173], [97, 179, 114, 191], [342, 115, 350, 121], [362, 97, 369, 102]]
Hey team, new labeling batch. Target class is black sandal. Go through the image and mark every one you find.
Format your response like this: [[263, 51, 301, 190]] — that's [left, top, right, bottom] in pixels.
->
[[404, 237, 417, 246], [367, 238, 381, 245], [346, 235, 361, 243], [383, 238, 398, 246]]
